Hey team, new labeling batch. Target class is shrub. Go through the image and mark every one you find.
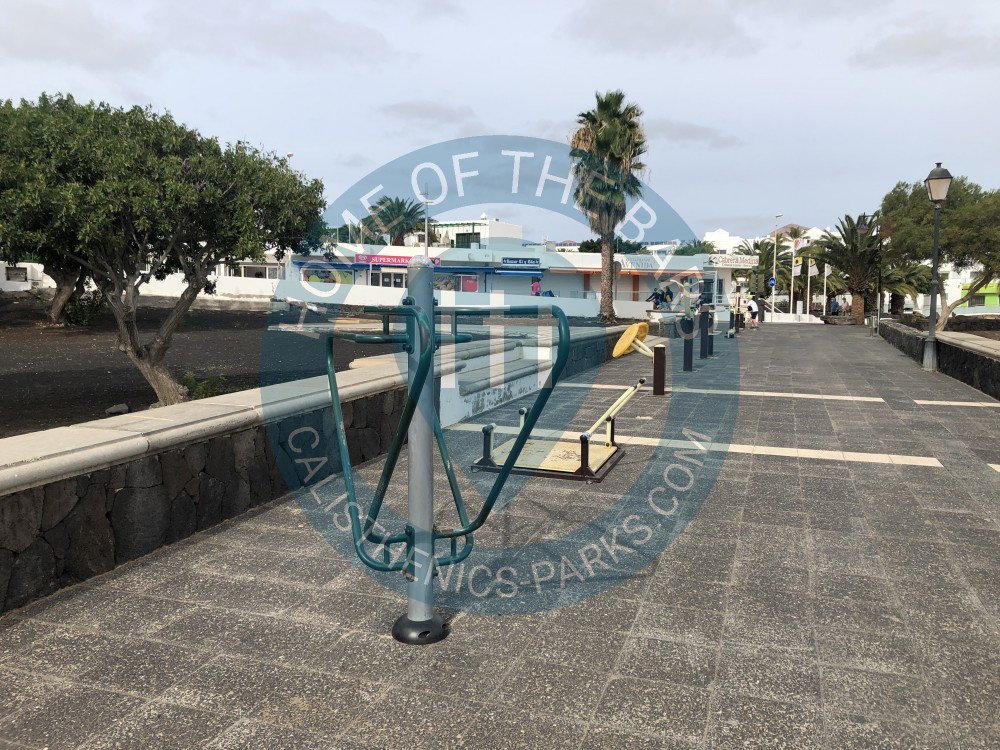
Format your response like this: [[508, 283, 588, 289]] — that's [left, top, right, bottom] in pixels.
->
[[64, 289, 107, 326], [179, 371, 227, 400]]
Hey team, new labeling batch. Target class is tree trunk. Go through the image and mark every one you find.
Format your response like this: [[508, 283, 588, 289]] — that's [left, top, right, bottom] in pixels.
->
[[865, 290, 877, 316], [851, 292, 865, 325], [128, 353, 188, 405], [599, 235, 616, 322], [889, 292, 903, 315], [105, 279, 202, 406], [43, 264, 82, 324]]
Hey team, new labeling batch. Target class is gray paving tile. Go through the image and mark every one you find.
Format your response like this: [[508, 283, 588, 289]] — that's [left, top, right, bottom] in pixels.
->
[[822, 667, 941, 724], [204, 719, 338, 750], [715, 644, 821, 704], [77, 702, 236, 750], [815, 627, 921, 675], [0, 684, 142, 750], [634, 603, 723, 646], [824, 717, 955, 750], [707, 691, 822, 749], [593, 677, 709, 741], [617, 637, 717, 687]]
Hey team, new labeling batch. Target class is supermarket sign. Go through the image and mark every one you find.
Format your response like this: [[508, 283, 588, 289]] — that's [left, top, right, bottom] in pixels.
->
[[354, 254, 440, 266]]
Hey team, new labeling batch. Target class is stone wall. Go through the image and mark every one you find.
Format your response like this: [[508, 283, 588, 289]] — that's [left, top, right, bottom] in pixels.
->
[[893, 315, 1000, 333], [1, 328, 620, 614], [879, 320, 1000, 401], [0, 385, 408, 614], [879, 320, 925, 362]]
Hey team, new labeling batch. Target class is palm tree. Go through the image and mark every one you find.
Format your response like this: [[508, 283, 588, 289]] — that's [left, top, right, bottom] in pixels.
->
[[816, 215, 880, 325], [364, 196, 426, 246], [571, 90, 647, 322], [883, 260, 930, 313], [737, 238, 791, 302]]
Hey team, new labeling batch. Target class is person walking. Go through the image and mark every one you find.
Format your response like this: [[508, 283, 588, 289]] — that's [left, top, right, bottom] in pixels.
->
[[531, 278, 541, 296], [746, 297, 759, 329]]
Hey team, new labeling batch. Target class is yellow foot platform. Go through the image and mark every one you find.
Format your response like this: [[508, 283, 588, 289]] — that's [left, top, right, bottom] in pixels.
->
[[474, 437, 624, 482]]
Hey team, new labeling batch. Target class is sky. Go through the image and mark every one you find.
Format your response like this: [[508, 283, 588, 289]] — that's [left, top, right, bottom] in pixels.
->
[[2, 0, 999, 243]]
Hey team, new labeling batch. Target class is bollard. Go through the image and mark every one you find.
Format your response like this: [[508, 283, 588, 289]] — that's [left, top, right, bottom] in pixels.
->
[[699, 306, 710, 359], [681, 316, 694, 372], [653, 344, 666, 395], [392, 256, 448, 645]]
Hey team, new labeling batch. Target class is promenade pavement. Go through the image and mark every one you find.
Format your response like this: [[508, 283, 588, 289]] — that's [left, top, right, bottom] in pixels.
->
[[0, 324, 998, 749]]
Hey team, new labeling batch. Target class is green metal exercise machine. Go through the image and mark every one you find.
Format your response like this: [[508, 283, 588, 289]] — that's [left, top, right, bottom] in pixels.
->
[[324, 257, 570, 644]]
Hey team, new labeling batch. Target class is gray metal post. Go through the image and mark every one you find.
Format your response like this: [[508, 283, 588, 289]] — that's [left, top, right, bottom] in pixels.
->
[[392, 256, 448, 645], [923, 205, 942, 372], [653, 344, 666, 395]]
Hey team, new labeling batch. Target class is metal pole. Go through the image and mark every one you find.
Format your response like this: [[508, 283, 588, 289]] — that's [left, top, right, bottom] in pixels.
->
[[392, 255, 448, 645], [923, 204, 942, 371], [699, 306, 709, 359], [653, 344, 666, 395], [806, 266, 811, 318], [773, 214, 781, 314], [681, 317, 694, 372]]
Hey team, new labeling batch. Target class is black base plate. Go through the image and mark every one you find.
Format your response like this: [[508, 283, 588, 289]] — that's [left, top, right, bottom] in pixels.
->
[[392, 613, 449, 645]]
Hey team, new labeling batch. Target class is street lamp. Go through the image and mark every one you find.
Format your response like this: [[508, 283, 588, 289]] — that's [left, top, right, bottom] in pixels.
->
[[923, 162, 953, 371], [858, 213, 883, 334], [773, 213, 782, 314]]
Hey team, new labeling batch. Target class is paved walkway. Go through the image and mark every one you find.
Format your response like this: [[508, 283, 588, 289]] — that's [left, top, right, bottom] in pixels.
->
[[1, 325, 998, 749]]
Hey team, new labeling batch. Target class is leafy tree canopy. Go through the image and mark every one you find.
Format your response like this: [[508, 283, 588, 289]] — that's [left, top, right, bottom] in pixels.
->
[[0, 93, 325, 403], [673, 239, 715, 257]]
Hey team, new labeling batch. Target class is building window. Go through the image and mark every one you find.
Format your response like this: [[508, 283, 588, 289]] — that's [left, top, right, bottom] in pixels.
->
[[970, 294, 986, 307], [455, 232, 481, 249]]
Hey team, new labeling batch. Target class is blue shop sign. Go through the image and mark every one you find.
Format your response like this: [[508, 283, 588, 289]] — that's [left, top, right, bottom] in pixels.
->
[[501, 257, 541, 267]]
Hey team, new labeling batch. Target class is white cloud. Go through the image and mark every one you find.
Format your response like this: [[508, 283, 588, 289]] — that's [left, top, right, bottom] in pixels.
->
[[851, 22, 1000, 69], [0, 0, 388, 73], [567, 0, 758, 55], [645, 118, 746, 148]]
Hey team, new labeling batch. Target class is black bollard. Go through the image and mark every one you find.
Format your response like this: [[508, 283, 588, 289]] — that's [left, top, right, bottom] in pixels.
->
[[681, 316, 694, 372], [699, 307, 710, 359], [653, 344, 666, 395]]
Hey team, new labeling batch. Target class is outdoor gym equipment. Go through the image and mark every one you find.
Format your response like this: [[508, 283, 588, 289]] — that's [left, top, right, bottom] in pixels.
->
[[612, 322, 653, 358], [473, 377, 645, 483], [324, 257, 570, 644]]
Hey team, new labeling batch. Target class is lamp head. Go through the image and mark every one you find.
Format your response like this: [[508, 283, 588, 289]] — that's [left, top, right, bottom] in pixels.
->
[[924, 162, 953, 204]]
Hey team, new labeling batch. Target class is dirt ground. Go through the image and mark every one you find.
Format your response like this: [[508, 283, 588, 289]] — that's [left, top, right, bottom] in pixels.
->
[[0, 295, 387, 439]]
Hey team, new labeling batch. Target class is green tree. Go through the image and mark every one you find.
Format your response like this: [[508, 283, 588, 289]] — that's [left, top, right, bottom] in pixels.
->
[[571, 90, 647, 322], [674, 239, 715, 257], [882, 260, 931, 313], [365, 196, 426, 246], [0, 94, 325, 404], [880, 177, 1000, 328], [579, 237, 643, 254], [816, 215, 880, 325], [0, 94, 99, 323], [736, 238, 791, 300]]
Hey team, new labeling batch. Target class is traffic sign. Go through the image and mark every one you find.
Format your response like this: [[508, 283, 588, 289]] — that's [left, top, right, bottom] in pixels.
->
[[768, 276, 776, 288]]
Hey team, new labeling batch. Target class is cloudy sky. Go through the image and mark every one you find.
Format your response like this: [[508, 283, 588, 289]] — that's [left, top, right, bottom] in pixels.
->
[[3, 0, 998, 242]]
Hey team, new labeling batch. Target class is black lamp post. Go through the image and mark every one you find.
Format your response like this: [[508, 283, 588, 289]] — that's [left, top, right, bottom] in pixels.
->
[[858, 214, 883, 333], [923, 162, 953, 371]]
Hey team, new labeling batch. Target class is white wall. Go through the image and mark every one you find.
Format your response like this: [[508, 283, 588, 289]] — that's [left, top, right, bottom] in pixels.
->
[[1, 263, 55, 292], [142, 274, 280, 299]]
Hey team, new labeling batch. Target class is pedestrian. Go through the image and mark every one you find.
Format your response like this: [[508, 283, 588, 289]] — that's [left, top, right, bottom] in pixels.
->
[[531, 278, 541, 296], [746, 297, 759, 328], [830, 297, 839, 315]]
